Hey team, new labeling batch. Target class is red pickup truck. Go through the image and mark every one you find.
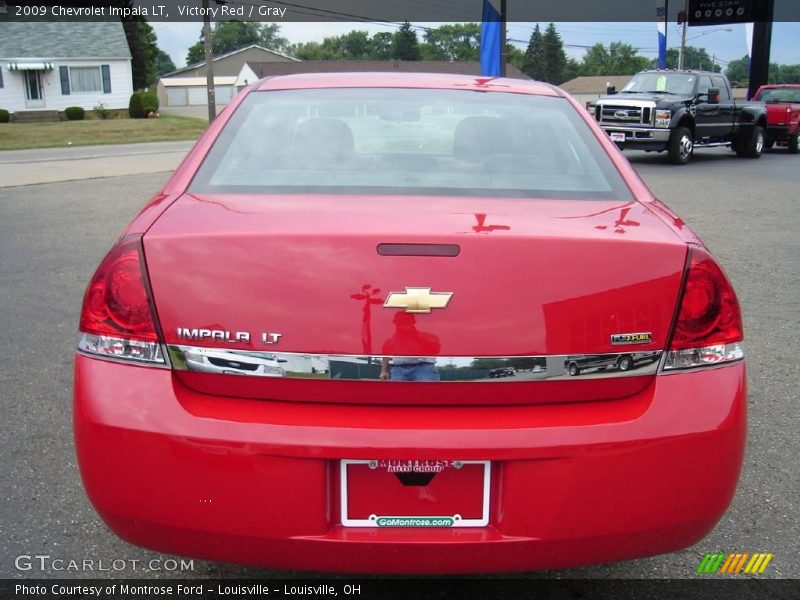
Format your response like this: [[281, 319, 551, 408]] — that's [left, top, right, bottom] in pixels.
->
[[753, 84, 800, 153]]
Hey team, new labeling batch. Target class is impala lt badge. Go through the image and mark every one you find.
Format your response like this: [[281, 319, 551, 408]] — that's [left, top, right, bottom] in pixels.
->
[[384, 287, 453, 314], [177, 328, 282, 345], [611, 332, 652, 345]]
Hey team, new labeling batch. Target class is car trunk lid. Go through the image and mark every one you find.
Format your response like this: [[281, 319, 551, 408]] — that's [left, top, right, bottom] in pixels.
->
[[144, 193, 686, 405]]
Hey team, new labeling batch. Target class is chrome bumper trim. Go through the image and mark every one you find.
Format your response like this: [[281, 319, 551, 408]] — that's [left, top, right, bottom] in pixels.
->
[[601, 127, 671, 143], [166, 345, 663, 382]]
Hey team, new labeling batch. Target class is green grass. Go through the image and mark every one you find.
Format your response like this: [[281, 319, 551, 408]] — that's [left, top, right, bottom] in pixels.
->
[[0, 115, 208, 151]]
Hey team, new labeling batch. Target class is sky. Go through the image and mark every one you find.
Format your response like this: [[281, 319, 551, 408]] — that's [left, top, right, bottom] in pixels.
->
[[151, 21, 800, 72]]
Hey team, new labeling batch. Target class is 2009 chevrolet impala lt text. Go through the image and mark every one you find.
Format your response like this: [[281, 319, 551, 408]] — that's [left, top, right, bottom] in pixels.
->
[[74, 73, 746, 573]]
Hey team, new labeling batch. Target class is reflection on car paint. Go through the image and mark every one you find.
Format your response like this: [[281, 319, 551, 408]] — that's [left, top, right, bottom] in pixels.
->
[[167, 346, 662, 382]]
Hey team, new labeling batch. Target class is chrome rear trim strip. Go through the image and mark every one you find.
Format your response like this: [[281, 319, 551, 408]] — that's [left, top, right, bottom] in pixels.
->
[[167, 345, 663, 382]]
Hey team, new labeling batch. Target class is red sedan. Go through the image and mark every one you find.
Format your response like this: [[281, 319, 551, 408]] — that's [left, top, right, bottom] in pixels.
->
[[74, 73, 746, 573]]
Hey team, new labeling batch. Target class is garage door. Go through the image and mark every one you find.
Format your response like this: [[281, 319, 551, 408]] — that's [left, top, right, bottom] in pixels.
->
[[188, 86, 207, 105], [215, 85, 233, 104], [166, 87, 187, 107]]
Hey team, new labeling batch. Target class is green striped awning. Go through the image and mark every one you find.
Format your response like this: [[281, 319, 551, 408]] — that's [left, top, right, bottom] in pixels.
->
[[7, 62, 54, 71]]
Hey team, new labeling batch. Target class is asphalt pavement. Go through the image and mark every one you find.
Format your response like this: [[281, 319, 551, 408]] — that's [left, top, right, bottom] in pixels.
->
[[0, 146, 797, 580]]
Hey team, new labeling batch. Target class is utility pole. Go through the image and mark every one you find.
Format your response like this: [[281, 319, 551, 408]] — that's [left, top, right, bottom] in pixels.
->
[[202, 0, 216, 123], [748, 0, 774, 100], [678, 0, 688, 70]]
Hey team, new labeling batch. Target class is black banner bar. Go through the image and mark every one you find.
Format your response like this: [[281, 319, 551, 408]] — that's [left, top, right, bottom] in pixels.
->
[[2, 579, 800, 600], [2, 0, 800, 22]]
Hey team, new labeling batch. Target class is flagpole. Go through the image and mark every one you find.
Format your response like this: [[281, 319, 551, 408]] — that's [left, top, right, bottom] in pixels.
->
[[500, 0, 507, 76]]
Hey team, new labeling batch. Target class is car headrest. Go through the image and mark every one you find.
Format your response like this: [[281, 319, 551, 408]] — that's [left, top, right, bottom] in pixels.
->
[[293, 118, 355, 158], [453, 116, 513, 160]]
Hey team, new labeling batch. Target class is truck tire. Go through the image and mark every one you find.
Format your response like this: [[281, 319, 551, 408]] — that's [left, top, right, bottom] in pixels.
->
[[736, 125, 765, 158], [788, 132, 799, 154], [668, 127, 693, 165]]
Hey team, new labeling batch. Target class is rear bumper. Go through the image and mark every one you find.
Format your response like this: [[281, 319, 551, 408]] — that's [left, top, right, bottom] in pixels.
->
[[766, 124, 791, 141], [74, 354, 746, 574]]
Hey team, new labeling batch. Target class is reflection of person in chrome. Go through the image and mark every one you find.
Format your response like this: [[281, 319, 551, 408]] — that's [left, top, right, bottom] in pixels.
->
[[379, 312, 441, 381]]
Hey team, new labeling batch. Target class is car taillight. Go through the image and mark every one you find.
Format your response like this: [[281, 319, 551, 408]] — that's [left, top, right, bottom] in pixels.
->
[[663, 246, 744, 370], [77, 235, 165, 364]]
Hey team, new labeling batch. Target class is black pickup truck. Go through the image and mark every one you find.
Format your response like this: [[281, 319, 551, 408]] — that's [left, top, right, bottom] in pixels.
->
[[589, 70, 767, 165]]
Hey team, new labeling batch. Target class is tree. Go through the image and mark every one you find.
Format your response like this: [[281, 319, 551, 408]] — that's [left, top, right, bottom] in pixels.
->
[[420, 42, 447, 61], [542, 23, 567, 84], [186, 21, 261, 65], [562, 57, 583, 82], [392, 22, 420, 61], [506, 44, 525, 71], [371, 32, 394, 60], [154, 49, 176, 77], [766, 63, 800, 84], [664, 46, 721, 72], [471, 358, 509, 370], [522, 24, 546, 80], [121, 17, 158, 89], [724, 57, 800, 87], [340, 30, 373, 60], [186, 37, 205, 65], [425, 23, 480, 61], [259, 23, 289, 54], [288, 30, 385, 61], [773, 64, 800, 83], [581, 42, 650, 76], [725, 55, 750, 86]]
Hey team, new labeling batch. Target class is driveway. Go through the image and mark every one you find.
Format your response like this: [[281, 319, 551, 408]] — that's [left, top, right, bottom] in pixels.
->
[[0, 141, 194, 188]]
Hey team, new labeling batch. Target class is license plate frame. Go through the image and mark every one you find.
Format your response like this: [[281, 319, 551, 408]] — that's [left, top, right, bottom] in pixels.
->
[[340, 460, 491, 528], [610, 132, 626, 143]]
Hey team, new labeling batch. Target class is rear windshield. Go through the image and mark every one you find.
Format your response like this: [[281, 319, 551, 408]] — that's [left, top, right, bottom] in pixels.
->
[[756, 88, 800, 103], [190, 87, 632, 200]]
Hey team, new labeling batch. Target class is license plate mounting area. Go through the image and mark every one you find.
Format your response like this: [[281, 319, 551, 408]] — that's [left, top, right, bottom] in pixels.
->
[[340, 459, 490, 528]]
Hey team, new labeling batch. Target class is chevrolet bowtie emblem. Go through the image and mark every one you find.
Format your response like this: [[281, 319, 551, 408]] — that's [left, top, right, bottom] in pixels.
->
[[384, 287, 453, 314]]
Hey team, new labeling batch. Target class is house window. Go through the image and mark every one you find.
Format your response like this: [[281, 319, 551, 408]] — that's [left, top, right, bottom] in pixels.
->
[[69, 67, 102, 92]]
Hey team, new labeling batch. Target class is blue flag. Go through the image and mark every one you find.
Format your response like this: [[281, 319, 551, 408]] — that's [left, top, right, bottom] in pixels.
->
[[656, 0, 667, 69], [480, 0, 502, 76]]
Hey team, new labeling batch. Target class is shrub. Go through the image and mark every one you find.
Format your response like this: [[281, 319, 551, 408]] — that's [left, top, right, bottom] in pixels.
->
[[93, 102, 110, 120], [64, 106, 85, 121], [128, 92, 146, 119], [142, 90, 159, 114], [0, 109, 9, 123]]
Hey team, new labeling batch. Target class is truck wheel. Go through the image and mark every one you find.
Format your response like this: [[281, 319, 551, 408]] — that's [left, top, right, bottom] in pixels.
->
[[618, 356, 633, 371], [788, 133, 799, 154], [668, 127, 693, 165], [736, 125, 765, 158], [568, 363, 580, 376]]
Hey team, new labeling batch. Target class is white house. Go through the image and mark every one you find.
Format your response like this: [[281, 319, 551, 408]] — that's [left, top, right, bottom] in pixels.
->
[[0, 21, 133, 115]]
